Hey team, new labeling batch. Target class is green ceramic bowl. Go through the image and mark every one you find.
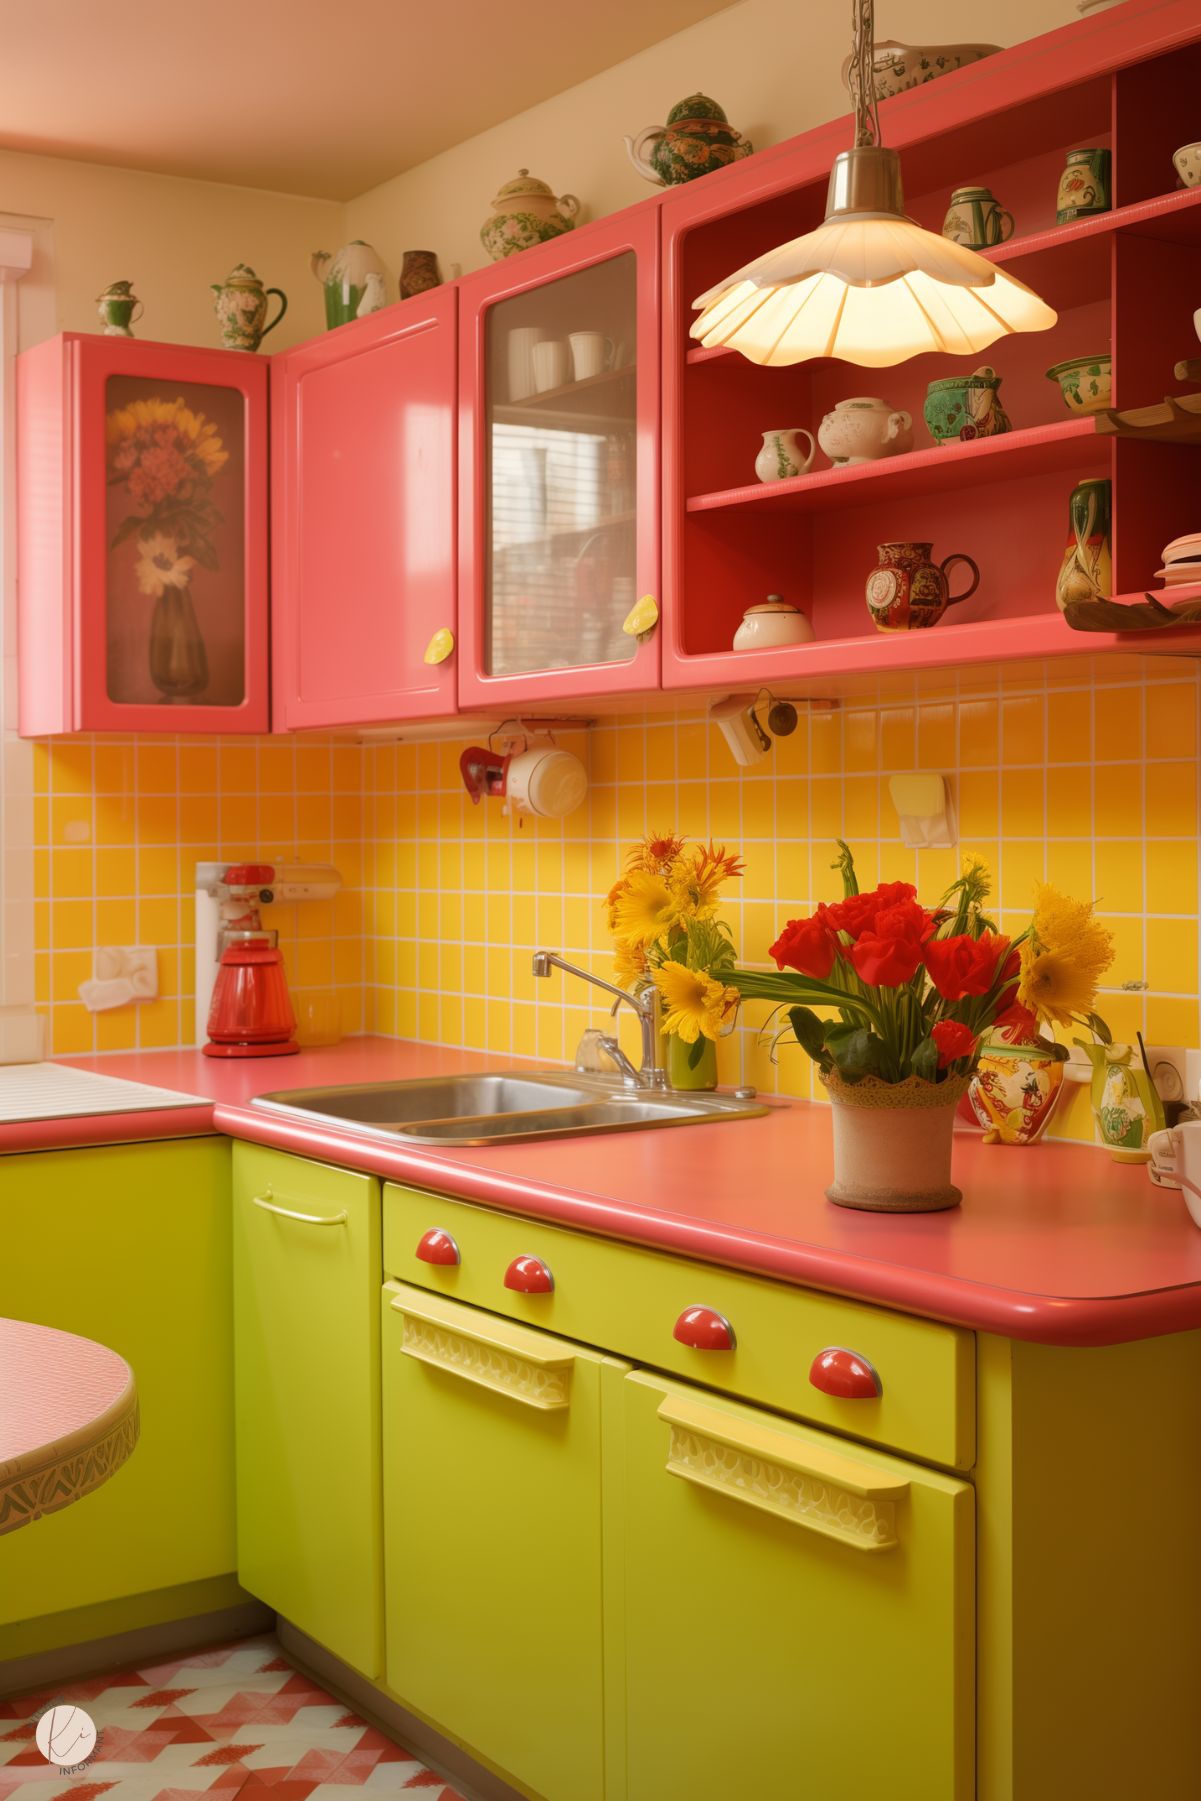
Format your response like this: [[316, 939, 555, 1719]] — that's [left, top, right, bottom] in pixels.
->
[[1046, 355, 1112, 415]]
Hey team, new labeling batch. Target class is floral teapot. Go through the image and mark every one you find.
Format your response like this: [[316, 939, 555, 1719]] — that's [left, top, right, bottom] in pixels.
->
[[210, 263, 287, 353], [481, 170, 580, 262], [625, 93, 752, 187]]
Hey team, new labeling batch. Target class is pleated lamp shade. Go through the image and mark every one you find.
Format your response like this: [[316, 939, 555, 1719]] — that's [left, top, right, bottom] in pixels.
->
[[691, 148, 1058, 367]]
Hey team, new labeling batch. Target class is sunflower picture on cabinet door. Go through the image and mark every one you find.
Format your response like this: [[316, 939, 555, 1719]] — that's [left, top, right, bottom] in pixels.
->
[[104, 377, 246, 709]]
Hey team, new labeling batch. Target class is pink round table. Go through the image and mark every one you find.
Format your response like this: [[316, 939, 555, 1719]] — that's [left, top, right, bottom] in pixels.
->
[[0, 1317, 139, 1534]]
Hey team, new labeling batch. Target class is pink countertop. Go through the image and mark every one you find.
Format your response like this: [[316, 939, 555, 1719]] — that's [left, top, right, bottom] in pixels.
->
[[6, 1037, 1201, 1348]]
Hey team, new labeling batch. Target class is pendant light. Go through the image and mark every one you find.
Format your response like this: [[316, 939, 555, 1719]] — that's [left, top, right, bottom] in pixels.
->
[[690, 0, 1057, 367]]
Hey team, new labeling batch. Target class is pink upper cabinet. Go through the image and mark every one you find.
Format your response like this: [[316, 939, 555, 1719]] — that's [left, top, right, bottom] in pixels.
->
[[271, 290, 458, 730], [17, 334, 269, 735], [456, 207, 662, 710]]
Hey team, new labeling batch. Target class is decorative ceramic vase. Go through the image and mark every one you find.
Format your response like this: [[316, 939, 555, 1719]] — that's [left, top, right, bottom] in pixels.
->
[[1074, 1041, 1166, 1163], [148, 586, 208, 703], [968, 1040, 1065, 1145], [846, 38, 1000, 101], [865, 541, 980, 632], [754, 428, 816, 483], [95, 280, 143, 337], [818, 397, 913, 465], [624, 94, 753, 187], [311, 241, 389, 328], [821, 1070, 970, 1212], [1045, 355, 1112, 415], [211, 264, 287, 352], [1055, 478, 1112, 611], [1173, 142, 1201, 189], [941, 186, 1013, 249], [400, 249, 441, 298], [1056, 148, 1111, 223], [667, 1033, 718, 1092], [924, 366, 1011, 444], [480, 170, 579, 262]]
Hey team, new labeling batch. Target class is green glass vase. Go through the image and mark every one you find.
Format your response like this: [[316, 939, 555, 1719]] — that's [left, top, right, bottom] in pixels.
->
[[666, 1033, 718, 1092]]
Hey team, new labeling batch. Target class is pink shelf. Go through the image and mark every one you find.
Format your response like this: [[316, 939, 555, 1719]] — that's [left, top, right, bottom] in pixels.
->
[[686, 418, 1102, 516]]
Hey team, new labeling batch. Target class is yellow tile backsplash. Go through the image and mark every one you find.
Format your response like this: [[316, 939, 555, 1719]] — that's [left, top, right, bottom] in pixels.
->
[[30, 659, 1201, 1148]]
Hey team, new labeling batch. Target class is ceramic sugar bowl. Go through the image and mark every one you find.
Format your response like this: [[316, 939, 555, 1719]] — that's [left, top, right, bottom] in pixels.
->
[[481, 170, 580, 261], [818, 397, 913, 466], [732, 596, 814, 650]]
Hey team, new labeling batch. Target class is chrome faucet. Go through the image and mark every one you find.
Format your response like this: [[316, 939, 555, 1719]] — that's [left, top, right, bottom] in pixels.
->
[[532, 951, 666, 1090]]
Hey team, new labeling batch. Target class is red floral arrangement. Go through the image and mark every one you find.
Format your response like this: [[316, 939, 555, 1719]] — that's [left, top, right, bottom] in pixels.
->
[[733, 843, 1028, 1086]]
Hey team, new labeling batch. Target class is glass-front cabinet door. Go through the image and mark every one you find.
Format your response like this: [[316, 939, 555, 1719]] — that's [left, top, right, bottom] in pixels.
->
[[17, 334, 268, 734], [457, 208, 661, 707]]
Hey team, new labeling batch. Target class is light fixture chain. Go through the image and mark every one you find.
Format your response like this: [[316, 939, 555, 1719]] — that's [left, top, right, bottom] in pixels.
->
[[847, 0, 881, 149]]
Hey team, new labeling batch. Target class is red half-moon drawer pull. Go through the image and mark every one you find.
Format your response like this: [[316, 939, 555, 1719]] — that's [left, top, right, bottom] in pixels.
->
[[504, 1254, 554, 1294], [809, 1346, 882, 1399], [673, 1305, 736, 1351], [416, 1228, 460, 1266]]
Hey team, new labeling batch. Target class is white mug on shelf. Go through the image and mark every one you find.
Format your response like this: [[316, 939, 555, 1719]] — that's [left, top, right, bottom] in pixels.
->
[[569, 331, 614, 381], [506, 326, 542, 401], [532, 339, 570, 392]]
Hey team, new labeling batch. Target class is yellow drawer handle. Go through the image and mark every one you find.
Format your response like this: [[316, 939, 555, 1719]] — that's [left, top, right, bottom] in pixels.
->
[[658, 1393, 907, 1552], [390, 1285, 573, 1411], [423, 626, 455, 665], [252, 1190, 347, 1227], [622, 594, 659, 639]]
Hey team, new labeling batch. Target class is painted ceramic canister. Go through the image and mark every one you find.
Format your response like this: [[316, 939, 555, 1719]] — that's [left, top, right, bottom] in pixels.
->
[[310, 241, 388, 329], [865, 541, 980, 632], [624, 93, 753, 187], [1056, 147, 1111, 223], [968, 1040, 1066, 1145], [400, 249, 441, 299], [1074, 1041, 1165, 1162], [480, 170, 579, 262], [924, 365, 1011, 444], [817, 396, 913, 465], [941, 186, 1013, 249], [211, 264, 287, 352], [1055, 477, 1112, 611], [96, 280, 143, 337]]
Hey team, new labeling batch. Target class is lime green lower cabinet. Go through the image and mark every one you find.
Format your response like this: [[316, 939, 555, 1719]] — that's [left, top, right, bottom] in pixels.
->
[[231, 1144, 382, 1677], [0, 1139, 236, 1647], [614, 1370, 975, 1801], [381, 1282, 618, 1801]]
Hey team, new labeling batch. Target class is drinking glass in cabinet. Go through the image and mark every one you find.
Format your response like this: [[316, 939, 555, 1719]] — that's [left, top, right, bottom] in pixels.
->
[[486, 255, 638, 676], [104, 375, 246, 708]]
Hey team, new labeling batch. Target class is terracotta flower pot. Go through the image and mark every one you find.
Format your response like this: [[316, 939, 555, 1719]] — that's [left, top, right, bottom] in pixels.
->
[[821, 1070, 970, 1213]]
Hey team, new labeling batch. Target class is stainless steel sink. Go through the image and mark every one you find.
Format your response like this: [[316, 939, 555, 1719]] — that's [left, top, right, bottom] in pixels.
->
[[252, 1069, 768, 1146]]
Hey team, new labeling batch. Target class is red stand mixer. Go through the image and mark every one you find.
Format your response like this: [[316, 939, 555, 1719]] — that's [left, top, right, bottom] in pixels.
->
[[195, 862, 341, 1059]]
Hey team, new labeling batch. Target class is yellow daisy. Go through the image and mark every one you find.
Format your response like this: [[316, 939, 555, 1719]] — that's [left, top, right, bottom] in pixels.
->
[[613, 939, 648, 987], [653, 960, 738, 1043], [611, 870, 682, 948]]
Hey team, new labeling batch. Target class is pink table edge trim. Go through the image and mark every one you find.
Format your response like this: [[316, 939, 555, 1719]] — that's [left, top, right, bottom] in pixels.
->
[[0, 1105, 217, 1156], [214, 1103, 1201, 1348]]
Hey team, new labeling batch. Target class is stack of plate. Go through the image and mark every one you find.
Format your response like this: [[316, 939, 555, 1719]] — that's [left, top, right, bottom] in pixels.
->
[[1155, 533, 1201, 591]]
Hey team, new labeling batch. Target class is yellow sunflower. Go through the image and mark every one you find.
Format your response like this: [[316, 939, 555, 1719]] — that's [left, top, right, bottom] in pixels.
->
[[653, 960, 738, 1043], [613, 938, 648, 987], [1018, 945, 1105, 1030], [611, 870, 682, 948]]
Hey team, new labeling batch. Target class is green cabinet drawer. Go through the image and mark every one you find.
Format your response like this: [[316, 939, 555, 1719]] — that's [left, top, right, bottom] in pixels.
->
[[232, 1144, 382, 1677], [382, 1282, 613, 1801], [384, 1185, 973, 1470]]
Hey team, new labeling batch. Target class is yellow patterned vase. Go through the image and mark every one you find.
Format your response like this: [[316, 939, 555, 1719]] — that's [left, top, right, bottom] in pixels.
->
[[968, 1040, 1066, 1146]]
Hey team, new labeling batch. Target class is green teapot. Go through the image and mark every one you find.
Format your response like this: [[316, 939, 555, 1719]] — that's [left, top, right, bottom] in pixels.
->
[[624, 94, 752, 188], [211, 263, 287, 353], [1074, 1040, 1165, 1163]]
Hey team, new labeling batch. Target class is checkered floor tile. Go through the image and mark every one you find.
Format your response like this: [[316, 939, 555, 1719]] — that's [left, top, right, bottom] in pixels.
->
[[0, 1637, 467, 1801]]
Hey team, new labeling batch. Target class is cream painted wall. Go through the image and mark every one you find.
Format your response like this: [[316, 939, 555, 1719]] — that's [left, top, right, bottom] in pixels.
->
[[346, 0, 1069, 284], [1, 147, 342, 352]]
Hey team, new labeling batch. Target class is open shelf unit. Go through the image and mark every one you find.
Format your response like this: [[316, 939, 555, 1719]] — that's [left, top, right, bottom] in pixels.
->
[[658, 2, 1201, 688]]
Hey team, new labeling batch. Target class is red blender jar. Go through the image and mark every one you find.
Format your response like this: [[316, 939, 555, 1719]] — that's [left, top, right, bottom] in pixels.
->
[[204, 928, 299, 1058]]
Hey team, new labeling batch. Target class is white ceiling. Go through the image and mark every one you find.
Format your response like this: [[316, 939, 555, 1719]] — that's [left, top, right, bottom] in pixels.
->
[[0, 0, 740, 201]]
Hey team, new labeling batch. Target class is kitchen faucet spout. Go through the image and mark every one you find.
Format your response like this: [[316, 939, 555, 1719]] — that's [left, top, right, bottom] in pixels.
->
[[532, 950, 667, 1089]]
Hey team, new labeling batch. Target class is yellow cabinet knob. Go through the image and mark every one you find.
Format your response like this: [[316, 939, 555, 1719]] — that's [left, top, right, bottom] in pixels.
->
[[622, 594, 659, 639], [423, 627, 455, 666]]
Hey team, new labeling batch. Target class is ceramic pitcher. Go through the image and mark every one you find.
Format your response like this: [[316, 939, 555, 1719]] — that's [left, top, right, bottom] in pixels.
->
[[311, 241, 388, 328], [211, 264, 287, 352], [625, 93, 752, 187], [941, 186, 1013, 249], [754, 428, 816, 483], [924, 366, 1011, 444], [96, 280, 143, 337], [865, 542, 980, 632], [1075, 1041, 1165, 1163]]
